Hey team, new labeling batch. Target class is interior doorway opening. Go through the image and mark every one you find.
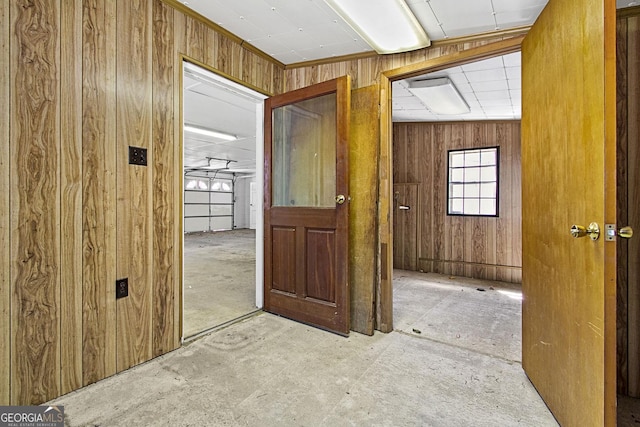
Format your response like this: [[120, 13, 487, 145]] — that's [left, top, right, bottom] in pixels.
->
[[182, 61, 267, 340]]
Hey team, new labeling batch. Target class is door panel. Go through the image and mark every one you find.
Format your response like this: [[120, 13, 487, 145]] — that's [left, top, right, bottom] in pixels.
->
[[264, 77, 350, 335], [521, 0, 616, 425]]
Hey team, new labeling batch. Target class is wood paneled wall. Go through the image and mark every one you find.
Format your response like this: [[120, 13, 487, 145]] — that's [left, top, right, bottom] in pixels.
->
[[0, 0, 283, 405], [617, 9, 640, 397], [393, 122, 522, 283]]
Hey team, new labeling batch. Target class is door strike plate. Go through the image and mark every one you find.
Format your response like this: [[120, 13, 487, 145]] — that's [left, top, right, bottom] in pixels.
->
[[605, 224, 616, 241], [116, 278, 129, 299]]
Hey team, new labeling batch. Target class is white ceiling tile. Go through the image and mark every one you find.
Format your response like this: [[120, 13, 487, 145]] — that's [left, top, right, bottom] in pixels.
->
[[462, 57, 505, 72], [475, 90, 511, 101], [502, 52, 521, 67], [505, 67, 521, 80], [471, 80, 509, 92], [508, 79, 522, 90], [481, 99, 513, 107], [465, 68, 507, 83]]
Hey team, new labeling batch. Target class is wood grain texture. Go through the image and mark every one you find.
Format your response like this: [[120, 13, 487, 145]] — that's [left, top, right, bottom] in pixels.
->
[[81, 0, 117, 386], [151, 0, 177, 358], [0, 0, 9, 405], [393, 122, 521, 283], [393, 184, 418, 271], [625, 14, 640, 398], [60, 0, 83, 395], [349, 85, 379, 335], [617, 14, 630, 396], [10, 0, 61, 404], [116, 0, 153, 372], [521, 0, 616, 423]]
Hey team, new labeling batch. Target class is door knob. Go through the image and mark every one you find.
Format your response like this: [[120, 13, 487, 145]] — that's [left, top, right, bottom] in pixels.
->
[[335, 194, 346, 205], [570, 222, 600, 241]]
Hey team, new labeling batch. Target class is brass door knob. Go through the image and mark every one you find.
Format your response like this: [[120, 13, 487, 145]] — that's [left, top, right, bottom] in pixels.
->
[[570, 222, 600, 241], [335, 194, 346, 205], [619, 226, 634, 239]]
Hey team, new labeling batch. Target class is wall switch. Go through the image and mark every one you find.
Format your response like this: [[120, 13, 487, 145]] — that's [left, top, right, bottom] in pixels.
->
[[116, 278, 129, 299], [129, 146, 147, 166]]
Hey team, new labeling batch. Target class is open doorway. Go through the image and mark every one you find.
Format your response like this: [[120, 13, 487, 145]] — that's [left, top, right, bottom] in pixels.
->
[[182, 61, 266, 339], [390, 52, 524, 363]]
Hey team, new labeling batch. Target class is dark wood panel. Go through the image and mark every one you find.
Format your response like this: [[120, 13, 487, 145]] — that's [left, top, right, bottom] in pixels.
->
[[82, 0, 117, 386], [152, 0, 178, 358], [271, 227, 296, 294], [617, 15, 630, 396], [393, 184, 418, 270], [393, 121, 521, 284], [116, 0, 153, 372], [306, 229, 336, 302], [0, 0, 9, 406], [10, 0, 61, 404], [60, 0, 83, 396]]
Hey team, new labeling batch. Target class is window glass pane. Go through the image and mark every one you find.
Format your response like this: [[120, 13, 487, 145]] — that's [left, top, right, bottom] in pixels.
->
[[450, 184, 464, 198], [198, 180, 208, 190], [465, 167, 481, 182], [186, 180, 197, 190], [212, 182, 221, 191], [480, 166, 497, 182], [464, 183, 480, 198], [465, 151, 481, 166], [480, 182, 496, 198], [450, 153, 465, 167], [481, 150, 496, 165], [450, 199, 464, 214], [464, 199, 480, 215], [221, 182, 231, 192], [450, 168, 464, 182], [273, 93, 336, 207], [480, 199, 496, 215]]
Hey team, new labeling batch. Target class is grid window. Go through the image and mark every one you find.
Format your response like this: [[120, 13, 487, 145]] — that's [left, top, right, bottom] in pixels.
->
[[447, 147, 499, 216]]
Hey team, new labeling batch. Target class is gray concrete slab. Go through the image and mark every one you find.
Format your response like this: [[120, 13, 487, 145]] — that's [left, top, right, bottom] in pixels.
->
[[50, 271, 559, 426]]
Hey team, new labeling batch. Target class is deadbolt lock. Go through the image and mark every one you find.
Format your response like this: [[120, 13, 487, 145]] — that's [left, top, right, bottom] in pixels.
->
[[570, 222, 600, 241]]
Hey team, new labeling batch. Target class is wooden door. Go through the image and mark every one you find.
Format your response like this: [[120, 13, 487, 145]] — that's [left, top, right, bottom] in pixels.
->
[[393, 184, 418, 270], [521, 0, 616, 425], [264, 77, 350, 335]]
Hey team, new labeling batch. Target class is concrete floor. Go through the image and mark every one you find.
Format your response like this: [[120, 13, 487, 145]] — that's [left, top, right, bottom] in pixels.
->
[[50, 270, 562, 426], [183, 229, 257, 338]]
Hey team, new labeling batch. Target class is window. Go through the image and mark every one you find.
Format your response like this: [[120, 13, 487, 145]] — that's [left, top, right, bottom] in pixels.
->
[[447, 147, 499, 216]]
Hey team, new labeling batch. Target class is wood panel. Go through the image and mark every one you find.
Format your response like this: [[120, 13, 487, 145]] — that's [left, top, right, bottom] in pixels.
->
[[306, 230, 336, 302], [60, 0, 83, 395], [618, 11, 640, 397], [152, 0, 178, 358], [272, 228, 296, 294], [0, 0, 9, 405], [10, 0, 61, 404], [82, 0, 117, 386], [349, 85, 379, 335], [521, 0, 616, 422], [393, 184, 418, 271], [116, 0, 153, 372], [393, 121, 521, 283]]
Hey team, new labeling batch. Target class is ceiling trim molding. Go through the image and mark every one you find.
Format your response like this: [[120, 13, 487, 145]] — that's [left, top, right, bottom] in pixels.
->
[[383, 35, 525, 82], [284, 27, 529, 70], [430, 26, 530, 47], [161, 0, 286, 70], [618, 5, 640, 18]]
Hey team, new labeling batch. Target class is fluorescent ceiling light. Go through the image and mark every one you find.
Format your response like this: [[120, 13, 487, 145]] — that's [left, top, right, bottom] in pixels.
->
[[324, 0, 430, 54], [184, 124, 237, 141], [407, 78, 470, 115]]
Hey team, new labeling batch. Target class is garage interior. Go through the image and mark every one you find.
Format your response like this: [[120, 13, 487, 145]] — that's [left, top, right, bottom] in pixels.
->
[[2, 0, 639, 425]]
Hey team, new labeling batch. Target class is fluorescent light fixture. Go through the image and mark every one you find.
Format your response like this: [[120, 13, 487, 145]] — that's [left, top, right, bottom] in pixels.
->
[[184, 124, 237, 141], [407, 78, 471, 115], [324, 0, 430, 54]]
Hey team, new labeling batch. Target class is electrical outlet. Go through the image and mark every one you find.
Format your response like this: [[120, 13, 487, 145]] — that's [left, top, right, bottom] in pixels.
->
[[116, 278, 129, 299], [129, 146, 147, 166]]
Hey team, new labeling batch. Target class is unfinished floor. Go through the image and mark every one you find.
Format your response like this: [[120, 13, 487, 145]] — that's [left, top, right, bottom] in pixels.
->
[[183, 229, 257, 338], [51, 270, 564, 426]]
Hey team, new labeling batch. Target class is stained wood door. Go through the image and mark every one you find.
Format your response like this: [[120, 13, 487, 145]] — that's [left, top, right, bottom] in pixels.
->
[[264, 77, 350, 335], [393, 184, 418, 270], [521, 0, 616, 425]]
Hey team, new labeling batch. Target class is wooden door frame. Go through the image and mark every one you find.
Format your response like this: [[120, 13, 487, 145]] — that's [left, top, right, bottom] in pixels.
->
[[376, 36, 525, 332]]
